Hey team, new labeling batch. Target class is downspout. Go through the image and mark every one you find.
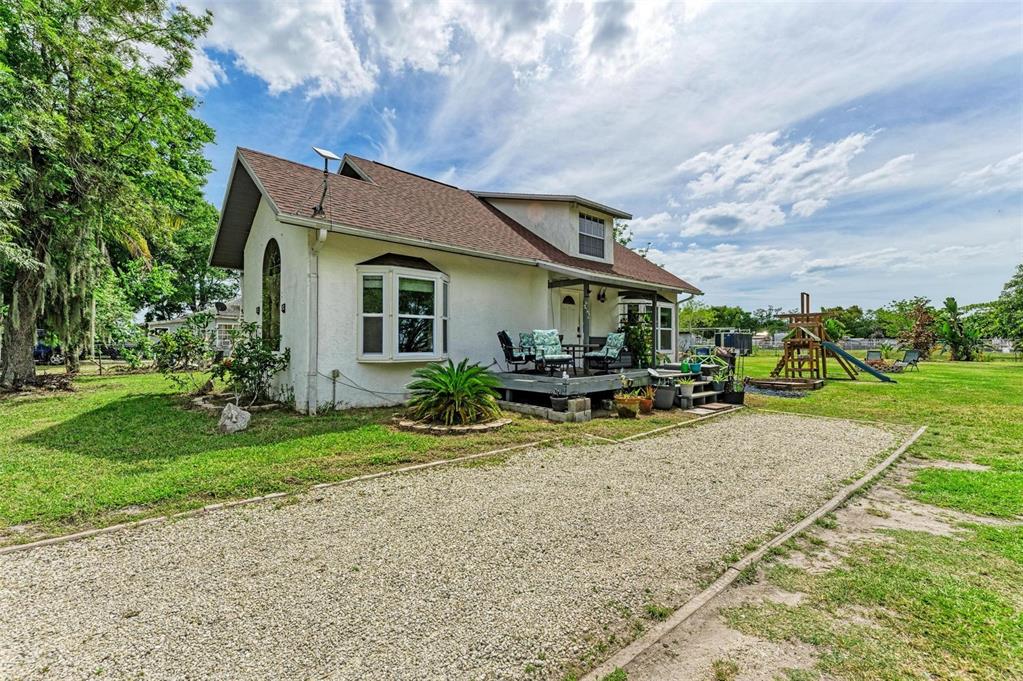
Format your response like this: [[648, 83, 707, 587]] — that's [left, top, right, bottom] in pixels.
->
[[306, 227, 327, 414], [677, 292, 696, 358]]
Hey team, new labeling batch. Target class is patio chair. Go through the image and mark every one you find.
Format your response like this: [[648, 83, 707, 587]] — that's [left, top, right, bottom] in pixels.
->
[[865, 350, 882, 362], [519, 332, 536, 360], [497, 330, 533, 373], [532, 329, 575, 376], [584, 332, 626, 374], [893, 349, 922, 371]]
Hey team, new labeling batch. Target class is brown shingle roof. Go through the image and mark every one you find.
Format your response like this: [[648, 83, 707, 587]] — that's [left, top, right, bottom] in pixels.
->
[[225, 148, 700, 294]]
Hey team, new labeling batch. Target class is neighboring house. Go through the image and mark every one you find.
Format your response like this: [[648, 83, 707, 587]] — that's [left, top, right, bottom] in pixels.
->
[[210, 148, 701, 413], [148, 297, 243, 352]]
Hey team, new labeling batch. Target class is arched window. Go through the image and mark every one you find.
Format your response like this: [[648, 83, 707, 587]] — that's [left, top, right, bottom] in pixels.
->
[[262, 239, 281, 350]]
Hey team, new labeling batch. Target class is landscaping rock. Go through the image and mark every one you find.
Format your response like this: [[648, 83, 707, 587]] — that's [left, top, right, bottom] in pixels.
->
[[217, 403, 251, 434]]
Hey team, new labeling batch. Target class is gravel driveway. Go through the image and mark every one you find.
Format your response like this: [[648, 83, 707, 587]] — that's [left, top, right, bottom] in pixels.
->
[[0, 412, 898, 680]]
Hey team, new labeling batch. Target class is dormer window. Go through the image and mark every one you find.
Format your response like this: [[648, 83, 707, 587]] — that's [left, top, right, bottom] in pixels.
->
[[579, 213, 606, 258]]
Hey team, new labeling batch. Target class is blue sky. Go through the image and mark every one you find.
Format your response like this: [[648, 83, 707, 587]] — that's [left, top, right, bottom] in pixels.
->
[[183, 0, 1023, 310]]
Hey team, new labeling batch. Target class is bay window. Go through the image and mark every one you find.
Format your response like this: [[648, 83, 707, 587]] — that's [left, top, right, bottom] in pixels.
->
[[358, 265, 449, 361]]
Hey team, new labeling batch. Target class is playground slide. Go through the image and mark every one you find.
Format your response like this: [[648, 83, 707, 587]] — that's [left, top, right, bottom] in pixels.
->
[[821, 341, 896, 383]]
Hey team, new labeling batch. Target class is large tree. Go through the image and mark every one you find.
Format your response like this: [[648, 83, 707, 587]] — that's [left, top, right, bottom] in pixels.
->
[[994, 263, 1023, 349], [117, 200, 236, 321], [0, 0, 213, 386]]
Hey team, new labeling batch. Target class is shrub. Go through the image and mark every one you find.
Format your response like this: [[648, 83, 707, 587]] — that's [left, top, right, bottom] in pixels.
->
[[406, 359, 501, 425], [152, 311, 216, 393], [897, 300, 937, 359], [937, 296, 986, 361], [211, 322, 290, 405]]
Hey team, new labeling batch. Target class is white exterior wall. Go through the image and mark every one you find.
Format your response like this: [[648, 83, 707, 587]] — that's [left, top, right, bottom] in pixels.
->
[[487, 199, 615, 265], [241, 205, 678, 412], [311, 232, 551, 409], [242, 198, 310, 408]]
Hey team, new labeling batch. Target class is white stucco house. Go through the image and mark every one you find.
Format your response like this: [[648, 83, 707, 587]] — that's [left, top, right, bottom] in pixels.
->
[[210, 148, 701, 413]]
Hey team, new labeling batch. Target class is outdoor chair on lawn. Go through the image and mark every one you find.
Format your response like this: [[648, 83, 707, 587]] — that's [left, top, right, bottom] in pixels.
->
[[865, 350, 882, 362], [584, 332, 626, 374], [497, 330, 533, 372], [532, 329, 575, 376], [893, 349, 922, 372]]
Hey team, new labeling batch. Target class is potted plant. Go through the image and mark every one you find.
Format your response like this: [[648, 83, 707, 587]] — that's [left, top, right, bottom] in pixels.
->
[[722, 377, 745, 405], [550, 384, 568, 412], [710, 375, 727, 392], [613, 373, 641, 418], [688, 359, 703, 375], [638, 385, 655, 414], [614, 391, 640, 418], [654, 380, 676, 410], [676, 376, 695, 398]]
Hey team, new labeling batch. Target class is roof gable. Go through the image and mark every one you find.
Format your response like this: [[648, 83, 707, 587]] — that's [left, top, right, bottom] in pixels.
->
[[211, 148, 701, 294]]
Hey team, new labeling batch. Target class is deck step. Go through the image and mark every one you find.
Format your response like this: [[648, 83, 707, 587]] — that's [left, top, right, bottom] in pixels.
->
[[689, 390, 723, 399]]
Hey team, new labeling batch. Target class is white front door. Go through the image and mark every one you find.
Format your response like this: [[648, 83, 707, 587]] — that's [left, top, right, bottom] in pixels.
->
[[559, 293, 580, 344]]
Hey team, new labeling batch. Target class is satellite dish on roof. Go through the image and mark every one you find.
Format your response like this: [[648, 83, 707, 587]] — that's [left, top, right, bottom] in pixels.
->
[[313, 146, 342, 163], [311, 147, 341, 218]]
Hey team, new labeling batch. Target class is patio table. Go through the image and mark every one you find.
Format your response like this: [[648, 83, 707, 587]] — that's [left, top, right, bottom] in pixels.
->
[[562, 343, 603, 375]]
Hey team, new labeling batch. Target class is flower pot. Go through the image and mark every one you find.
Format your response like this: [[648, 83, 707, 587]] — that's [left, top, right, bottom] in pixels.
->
[[616, 403, 639, 418], [614, 396, 640, 418], [710, 380, 726, 392], [550, 396, 568, 412], [689, 362, 702, 374], [677, 383, 695, 398], [654, 386, 675, 410], [722, 390, 745, 405], [639, 398, 653, 414]]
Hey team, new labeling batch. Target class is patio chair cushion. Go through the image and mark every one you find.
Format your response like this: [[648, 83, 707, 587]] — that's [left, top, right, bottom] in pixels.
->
[[532, 329, 571, 362], [585, 332, 625, 359], [865, 350, 882, 361], [519, 332, 535, 354]]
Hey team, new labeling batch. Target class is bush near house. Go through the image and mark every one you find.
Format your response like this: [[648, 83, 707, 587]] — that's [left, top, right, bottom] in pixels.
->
[[405, 359, 502, 425], [211, 322, 290, 405]]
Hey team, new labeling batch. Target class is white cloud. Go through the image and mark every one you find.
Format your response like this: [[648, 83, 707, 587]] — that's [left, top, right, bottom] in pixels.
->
[[648, 243, 810, 285], [182, 0, 682, 98], [180, 47, 227, 93], [681, 201, 785, 236], [183, 0, 377, 97], [628, 211, 675, 238], [673, 130, 915, 231], [792, 243, 1004, 280], [953, 152, 1023, 195], [791, 198, 829, 217], [846, 154, 915, 191]]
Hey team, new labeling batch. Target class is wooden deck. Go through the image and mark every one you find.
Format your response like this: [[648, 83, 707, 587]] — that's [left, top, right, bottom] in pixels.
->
[[491, 369, 651, 399]]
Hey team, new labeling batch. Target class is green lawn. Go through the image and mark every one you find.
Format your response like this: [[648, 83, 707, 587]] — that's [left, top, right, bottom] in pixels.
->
[[728, 354, 1023, 680], [0, 372, 694, 542]]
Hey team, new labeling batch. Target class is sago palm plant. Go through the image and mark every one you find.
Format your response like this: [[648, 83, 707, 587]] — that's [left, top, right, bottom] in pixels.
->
[[406, 359, 502, 425]]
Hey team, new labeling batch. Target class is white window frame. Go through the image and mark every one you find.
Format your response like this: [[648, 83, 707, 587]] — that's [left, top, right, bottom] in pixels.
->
[[656, 302, 676, 358], [357, 265, 449, 362], [577, 212, 607, 260]]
